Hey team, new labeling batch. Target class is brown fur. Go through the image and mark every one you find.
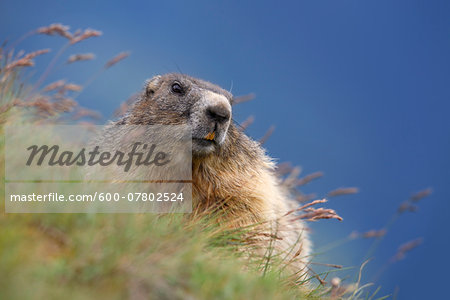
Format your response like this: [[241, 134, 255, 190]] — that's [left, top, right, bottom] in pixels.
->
[[119, 73, 311, 275]]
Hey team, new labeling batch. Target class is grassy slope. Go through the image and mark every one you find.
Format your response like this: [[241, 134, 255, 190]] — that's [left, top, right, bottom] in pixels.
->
[[0, 184, 320, 299], [0, 83, 321, 299]]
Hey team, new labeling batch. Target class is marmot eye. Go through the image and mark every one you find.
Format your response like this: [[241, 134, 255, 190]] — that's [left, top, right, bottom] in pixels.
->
[[171, 82, 184, 94]]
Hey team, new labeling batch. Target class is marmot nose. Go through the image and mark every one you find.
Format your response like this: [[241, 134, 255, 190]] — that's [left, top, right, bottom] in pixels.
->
[[206, 105, 231, 124]]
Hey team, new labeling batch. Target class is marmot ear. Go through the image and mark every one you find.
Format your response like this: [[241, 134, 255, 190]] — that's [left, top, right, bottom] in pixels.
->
[[145, 75, 162, 97]]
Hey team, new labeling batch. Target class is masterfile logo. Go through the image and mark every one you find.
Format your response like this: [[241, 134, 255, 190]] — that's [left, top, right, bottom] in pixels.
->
[[4, 124, 192, 213]]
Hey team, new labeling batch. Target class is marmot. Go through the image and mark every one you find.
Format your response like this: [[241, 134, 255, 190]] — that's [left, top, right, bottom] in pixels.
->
[[117, 73, 311, 275]]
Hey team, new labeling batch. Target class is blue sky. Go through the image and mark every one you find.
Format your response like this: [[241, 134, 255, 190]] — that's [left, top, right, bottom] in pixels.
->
[[2, 1, 450, 298]]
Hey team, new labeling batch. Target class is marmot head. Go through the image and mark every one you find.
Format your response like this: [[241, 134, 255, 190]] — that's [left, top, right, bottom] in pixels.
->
[[127, 73, 234, 156]]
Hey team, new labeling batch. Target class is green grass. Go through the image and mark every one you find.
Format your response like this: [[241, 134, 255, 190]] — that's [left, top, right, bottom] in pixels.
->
[[0, 199, 324, 299]]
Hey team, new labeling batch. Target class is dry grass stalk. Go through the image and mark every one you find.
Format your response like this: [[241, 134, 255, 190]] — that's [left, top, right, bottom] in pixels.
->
[[22, 49, 51, 60], [297, 207, 343, 222], [70, 29, 102, 45], [61, 83, 83, 92], [239, 115, 255, 130], [296, 171, 324, 186], [16, 96, 54, 115], [4, 49, 50, 71], [37, 23, 72, 39], [282, 166, 302, 188], [67, 53, 95, 64], [305, 266, 327, 286], [397, 201, 418, 214], [396, 187, 432, 214], [72, 29, 81, 37], [275, 162, 294, 176], [233, 93, 255, 104], [327, 187, 359, 197], [43, 80, 66, 92], [296, 193, 317, 203], [105, 52, 130, 69], [296, 198, 328, 213], [410, 188, 432, 203], [13, 50, 25, 60], [310, 262, 343, 269], [14, 94, 77, 116], [259, 125, 275, 145], [360, 229, 387, 239], [348, 231, 359, 240], [52, 97, 77, 113], [391, 238, 423, 262], [284, 198, 343, 222]]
